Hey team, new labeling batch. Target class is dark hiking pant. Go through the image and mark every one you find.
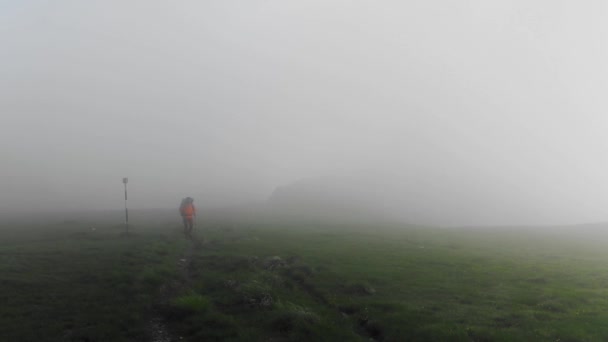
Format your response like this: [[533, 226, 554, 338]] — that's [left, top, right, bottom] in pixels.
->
[[183, 217, 193, 236]]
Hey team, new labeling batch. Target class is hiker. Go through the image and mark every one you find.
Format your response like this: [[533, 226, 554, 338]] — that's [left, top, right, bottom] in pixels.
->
[[179, 197, 196, 237]]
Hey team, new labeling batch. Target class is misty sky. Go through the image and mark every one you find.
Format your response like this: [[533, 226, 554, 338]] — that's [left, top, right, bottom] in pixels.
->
[[2, 1, 608, 225]]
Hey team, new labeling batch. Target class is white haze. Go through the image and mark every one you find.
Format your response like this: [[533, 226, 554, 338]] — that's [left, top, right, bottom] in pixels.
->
[[2, 1, 608, 226]]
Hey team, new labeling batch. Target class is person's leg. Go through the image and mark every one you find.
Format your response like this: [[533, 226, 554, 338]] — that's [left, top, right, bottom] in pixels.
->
[[183, 217, 189, 234], [187, 217, 194, 237]]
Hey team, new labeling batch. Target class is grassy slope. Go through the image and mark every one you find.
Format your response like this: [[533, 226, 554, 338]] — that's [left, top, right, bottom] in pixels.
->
[[2, 217, 608, 341], [0, 221, 187, 342], [181, 223, 608, 341]]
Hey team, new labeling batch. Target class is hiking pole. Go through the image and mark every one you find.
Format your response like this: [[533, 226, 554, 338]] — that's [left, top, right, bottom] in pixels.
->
[[123, 177, 129, 235]]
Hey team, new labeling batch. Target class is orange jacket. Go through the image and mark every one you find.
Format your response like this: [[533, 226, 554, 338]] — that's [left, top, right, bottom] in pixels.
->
[[180, 204, 196, 218]]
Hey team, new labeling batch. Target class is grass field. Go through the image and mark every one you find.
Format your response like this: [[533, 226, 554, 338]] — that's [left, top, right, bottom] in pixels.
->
[[2, 213, 608, 341]]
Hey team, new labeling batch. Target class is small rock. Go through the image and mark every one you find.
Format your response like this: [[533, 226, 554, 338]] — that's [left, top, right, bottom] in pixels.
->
[[224, 279, 238, 289], [263, 256, 286, 270]]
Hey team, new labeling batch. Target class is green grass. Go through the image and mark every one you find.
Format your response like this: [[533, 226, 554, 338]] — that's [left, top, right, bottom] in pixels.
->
[[0, 221, 187, 341], [179, 223, 608, 341], [172, 293, 211, 313], [2, 216, 608, 341]]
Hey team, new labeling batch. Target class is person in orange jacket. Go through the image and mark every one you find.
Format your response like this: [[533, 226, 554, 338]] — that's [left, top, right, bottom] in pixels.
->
[[179, 197, 196, 237]]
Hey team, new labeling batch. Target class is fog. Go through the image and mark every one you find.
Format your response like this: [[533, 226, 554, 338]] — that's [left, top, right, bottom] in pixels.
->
[[2, 1, 608, 226]]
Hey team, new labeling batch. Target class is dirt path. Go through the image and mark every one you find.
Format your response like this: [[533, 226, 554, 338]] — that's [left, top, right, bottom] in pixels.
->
[[148, 236, 199, 342], [148, 317, 172, 342]]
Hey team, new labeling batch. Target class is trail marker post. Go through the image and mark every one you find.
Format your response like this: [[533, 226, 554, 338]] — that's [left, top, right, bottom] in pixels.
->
[[123, 177, 129, 235]]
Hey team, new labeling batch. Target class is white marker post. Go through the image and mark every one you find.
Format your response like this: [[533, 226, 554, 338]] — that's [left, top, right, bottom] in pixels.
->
[[123, 177, 129, 235]]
